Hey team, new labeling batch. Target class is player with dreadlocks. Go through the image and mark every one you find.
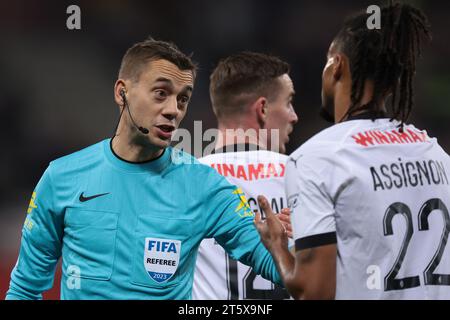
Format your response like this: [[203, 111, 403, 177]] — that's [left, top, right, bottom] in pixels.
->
[[324, 0, 432, 128], [254, 1, 450, 299]]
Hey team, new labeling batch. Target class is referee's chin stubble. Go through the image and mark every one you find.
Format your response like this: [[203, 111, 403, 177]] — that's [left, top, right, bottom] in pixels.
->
[[130, 127, 165, 149], [151, 129, 173, 148]]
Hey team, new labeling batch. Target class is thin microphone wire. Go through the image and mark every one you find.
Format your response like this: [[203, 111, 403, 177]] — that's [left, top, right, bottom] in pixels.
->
[[113, 93, 148, 136], [123, 95, 148, 134], [112, 104, 126, 138]]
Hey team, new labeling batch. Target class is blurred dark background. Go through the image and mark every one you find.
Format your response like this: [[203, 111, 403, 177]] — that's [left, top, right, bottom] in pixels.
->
[[1, 0, 449, 298]]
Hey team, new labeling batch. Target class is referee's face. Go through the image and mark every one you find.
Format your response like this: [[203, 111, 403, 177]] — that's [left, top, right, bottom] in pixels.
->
[[126, 59, 194, 148]]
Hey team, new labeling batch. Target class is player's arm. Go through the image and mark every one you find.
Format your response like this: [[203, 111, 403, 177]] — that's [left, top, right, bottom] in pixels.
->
[[202, 169, 284, 286], [255, 154, 344, 299], [6, 166, 64, 300], [255, 196, 336, 299]]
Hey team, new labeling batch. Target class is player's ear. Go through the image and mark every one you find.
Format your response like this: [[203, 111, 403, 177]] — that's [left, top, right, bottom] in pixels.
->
[[114, 79, 127, 107], [331, 53, 348, 82], [255, 97, 268, 128]]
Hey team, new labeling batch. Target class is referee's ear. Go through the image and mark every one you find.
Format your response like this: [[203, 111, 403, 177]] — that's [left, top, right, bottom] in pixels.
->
[[114, 79, 127, 108], [254, 97, 268, 128]]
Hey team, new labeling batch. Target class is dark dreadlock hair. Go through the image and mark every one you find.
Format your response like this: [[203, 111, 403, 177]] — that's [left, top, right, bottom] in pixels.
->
[[334, 1, 432, 130]]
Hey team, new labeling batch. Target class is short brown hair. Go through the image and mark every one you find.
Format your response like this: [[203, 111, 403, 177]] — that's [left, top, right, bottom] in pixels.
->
[[210, 52, 290, 119], [118, 37, 197, 82]]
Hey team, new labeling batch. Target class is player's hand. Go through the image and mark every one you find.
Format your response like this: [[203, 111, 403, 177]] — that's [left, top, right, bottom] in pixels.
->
[[254, 195, 289, 252], [278, 207, 293, 239]]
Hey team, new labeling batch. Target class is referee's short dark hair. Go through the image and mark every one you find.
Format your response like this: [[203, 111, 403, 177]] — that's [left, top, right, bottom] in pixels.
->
[[118, 37, 197, 82], [210, 51, 290, 120]]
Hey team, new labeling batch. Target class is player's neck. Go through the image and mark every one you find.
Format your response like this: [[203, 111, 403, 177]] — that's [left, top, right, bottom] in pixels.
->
[[215, 123, 267, 150], [111, 134, 164, 163], [335, 80, 386, 123]]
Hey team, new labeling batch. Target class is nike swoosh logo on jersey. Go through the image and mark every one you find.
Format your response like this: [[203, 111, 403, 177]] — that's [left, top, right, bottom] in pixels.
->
[[79, 192, 110, 202]]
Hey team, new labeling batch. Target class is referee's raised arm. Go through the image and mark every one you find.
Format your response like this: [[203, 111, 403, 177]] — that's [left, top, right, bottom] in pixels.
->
[[201, 167, 283, 287]]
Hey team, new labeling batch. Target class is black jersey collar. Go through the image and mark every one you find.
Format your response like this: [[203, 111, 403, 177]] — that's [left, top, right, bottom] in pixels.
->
[[345, 110, 389, 121], [105, 138, 171, 173]]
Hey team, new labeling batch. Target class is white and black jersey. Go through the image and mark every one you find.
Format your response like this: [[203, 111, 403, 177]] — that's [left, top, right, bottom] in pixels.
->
[[193, 144, 291, 300], [287, 116, 450, 299]]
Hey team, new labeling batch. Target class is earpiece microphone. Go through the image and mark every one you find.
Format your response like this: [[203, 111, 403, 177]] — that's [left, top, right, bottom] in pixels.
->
[[119, 88, 126, 99], [119, 88, 149, 134]]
